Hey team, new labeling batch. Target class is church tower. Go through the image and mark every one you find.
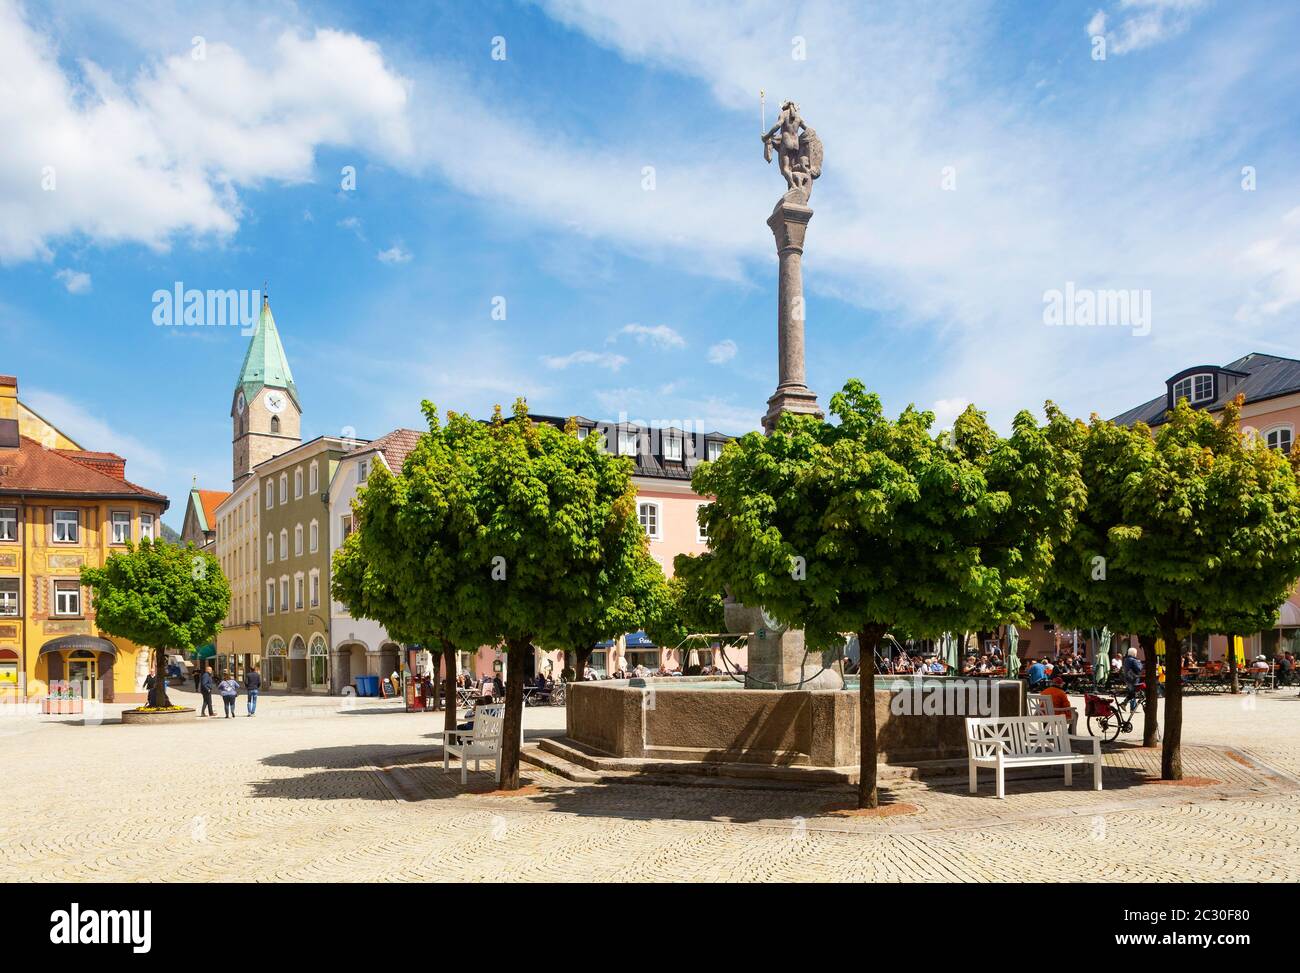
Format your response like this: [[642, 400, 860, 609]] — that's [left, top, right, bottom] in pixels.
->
[[232, 294, 302, 488]]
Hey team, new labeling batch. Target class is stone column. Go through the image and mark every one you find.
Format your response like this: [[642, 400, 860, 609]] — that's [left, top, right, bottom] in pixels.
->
[[762, 197, 824, 434]]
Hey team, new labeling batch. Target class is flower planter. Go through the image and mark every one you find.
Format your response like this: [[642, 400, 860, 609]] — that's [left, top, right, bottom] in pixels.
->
[[40, 698, 83, 715]]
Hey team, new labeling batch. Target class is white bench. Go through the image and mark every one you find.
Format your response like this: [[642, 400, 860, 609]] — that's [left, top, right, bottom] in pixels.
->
[[965, 715, 1102, 798], [436, 704, 505, 784]]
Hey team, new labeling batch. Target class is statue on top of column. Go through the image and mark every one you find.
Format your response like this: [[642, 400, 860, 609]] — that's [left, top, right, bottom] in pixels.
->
[[762, 100, 823, 204]]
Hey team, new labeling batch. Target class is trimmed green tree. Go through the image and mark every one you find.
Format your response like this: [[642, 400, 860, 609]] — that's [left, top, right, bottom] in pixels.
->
[[80, 539, 230, 709], [1082, 397, 1300, 778], [693, 381, 1083, 807]]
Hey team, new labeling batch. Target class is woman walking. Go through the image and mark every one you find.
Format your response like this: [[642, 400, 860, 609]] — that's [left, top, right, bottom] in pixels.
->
[[218, 672, 239, 718]]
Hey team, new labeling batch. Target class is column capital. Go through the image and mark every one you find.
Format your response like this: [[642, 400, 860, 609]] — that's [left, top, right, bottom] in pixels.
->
[[767, 198, 814, 253]]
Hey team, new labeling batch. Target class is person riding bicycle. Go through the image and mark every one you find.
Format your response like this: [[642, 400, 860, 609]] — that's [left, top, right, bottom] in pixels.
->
[[1121, 647, 1144, 712]]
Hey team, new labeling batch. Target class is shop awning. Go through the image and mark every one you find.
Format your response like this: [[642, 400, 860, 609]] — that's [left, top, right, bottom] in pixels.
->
[[1277, 602, 1300, 628], [39, 636, 117, 658], [625, 630, 656, 648], [193, 644, 216, 660]]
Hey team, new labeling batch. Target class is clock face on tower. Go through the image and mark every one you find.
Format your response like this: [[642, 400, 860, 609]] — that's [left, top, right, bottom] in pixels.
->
[[264, 391, 287, 415], [235, 391, 245, 415]]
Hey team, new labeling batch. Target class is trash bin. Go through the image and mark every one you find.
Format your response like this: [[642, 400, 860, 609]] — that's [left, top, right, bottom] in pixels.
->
[[356, 675, 379, 697]]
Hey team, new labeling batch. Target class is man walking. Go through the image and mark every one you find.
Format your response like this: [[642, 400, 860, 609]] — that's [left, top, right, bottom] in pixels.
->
[[245, 664, 261, 716], [198, 665, 215, 717]]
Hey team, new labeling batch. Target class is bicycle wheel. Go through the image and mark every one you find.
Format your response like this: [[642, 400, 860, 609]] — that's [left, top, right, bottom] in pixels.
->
[[1088, 712, 1123, 743]]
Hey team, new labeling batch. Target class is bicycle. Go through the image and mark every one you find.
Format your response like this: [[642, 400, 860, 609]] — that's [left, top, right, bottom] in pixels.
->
[[1084, 684, 1146, 743]]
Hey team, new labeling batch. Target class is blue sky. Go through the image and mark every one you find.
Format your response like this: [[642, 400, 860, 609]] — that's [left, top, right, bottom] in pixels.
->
[[3, 0, 1299, 528]]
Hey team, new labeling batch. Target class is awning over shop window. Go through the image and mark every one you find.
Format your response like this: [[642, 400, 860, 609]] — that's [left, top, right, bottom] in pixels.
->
[[625, 630, 656, 649], [193, 644, 216, 660], [39, 636, 116, 658], [1277, 602, 1300, 628]]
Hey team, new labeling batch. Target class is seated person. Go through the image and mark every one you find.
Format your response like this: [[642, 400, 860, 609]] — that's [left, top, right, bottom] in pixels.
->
[[1025, 658, 1048, 691], [1039, 677, 1078, 733]]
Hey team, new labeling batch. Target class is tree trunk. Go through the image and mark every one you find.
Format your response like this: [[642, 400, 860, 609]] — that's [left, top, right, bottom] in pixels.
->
[[1137, 634, 1160, 747], [1158, 620, 1183, 780], [151, 646, 171, 708], [1227, 645, 1240, 694], [498, 637, 529, 790], [574, 646, 593, 681], [857, 624, 887, 809], [442, 639, 458, 743], [430, 655, 441, 711]]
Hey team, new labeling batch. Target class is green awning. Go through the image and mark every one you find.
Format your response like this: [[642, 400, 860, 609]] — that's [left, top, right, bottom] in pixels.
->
[[193, 644, 216, 660]]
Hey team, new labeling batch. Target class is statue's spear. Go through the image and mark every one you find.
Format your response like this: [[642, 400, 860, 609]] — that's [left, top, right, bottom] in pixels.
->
[[760, 89, 766, 134]]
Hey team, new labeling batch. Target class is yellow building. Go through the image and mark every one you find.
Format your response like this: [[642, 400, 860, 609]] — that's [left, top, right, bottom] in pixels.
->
[[0, 375, 170, 703]]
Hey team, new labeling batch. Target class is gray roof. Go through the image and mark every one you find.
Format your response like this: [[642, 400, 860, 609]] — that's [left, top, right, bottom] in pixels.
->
[[1111, 352, 1300, 427], [527, 413, 734, 482]]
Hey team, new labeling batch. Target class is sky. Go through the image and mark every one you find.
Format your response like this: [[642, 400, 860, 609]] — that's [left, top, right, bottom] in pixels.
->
[[2, 0, 1298, 529]]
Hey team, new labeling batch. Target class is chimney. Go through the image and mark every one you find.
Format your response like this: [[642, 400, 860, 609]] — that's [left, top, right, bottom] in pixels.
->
[[0, 376, 16, 449]]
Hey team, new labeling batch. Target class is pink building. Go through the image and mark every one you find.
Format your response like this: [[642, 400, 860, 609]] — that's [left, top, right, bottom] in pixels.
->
[[459, 416, 747, 682]]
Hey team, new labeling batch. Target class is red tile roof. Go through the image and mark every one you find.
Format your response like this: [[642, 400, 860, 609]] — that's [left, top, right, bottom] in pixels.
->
[[0, 436, 168, 507], [196, 489, 231, 528], [348, 428, 422, 473]]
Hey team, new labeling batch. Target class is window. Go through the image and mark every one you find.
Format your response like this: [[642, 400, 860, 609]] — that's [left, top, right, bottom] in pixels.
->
[[0, 578, 19, 616], [294, 523, 303, 556], [617, 429, 636, 456], [266, 533, 275, 564], [0, 507, 16, 542], [309, 520, 319, 553], [140, 513, 155, 541], [358, 459, 369, 483], [53, 580, 81, 617], [270, 416, 281, 434], [342, 514, 354, 538], [1173, 374, 1214, 405], [279, 473, 288, 503], [638, 502, 661, 540], [53, 509, 78, 543], [1266, 426, 1294, 455], [294, 468, 303, 499], [309, 570, 320, 607], [111, 510, 131, 544], [706, 440, 724, 461], [309, 635, 328, 687], [279, 529, 288, 561], [280, 577, 289, 613], [266, 580, 276, 614], [265, 479, 274, 509], [294, 574, 304, 611], [697, 505, 709, 543], [663, 433, 683, 461], [309, 461, 319, 494]]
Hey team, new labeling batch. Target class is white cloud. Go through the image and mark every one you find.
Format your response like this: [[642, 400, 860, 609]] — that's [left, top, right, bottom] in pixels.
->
[[377, 244, 412, 264], [612, 323, 685, 348], [707, 339, 737, 364], [1088, 0, 1206, 56], [1235, 207, 1300, 321], [930, 398, 970, 430], [0, 0, 413, 263], [54, 268, 91, 294], [542, 350, 628, 371]]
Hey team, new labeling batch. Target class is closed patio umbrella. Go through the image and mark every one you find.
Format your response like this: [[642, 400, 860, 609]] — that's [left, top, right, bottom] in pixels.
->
[[1006, 625, 1020, 678], [1095, 627, 1111, 686]]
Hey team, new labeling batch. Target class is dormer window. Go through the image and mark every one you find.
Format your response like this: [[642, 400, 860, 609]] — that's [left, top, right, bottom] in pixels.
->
[[706, 440, 724, 461], [1172, 373, 1214, 405], [617, 429, 637, 456], [663, 432, 682, 461]]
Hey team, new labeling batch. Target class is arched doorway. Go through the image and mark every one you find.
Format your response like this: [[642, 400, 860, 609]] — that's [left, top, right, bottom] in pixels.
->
[[288, 636, 308, 691], [39, 636, 117, 702], [378, 642, 400, 681], [266, 637, 287, 689], [308, 635, 329, 694]]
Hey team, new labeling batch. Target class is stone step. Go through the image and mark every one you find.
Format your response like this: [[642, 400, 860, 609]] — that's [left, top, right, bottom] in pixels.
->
[[518, 743, 606, 782]]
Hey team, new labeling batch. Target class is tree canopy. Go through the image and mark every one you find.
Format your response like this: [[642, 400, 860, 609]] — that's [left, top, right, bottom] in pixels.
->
[[81, 539, 229, 708], [692, 380, 1083, 806]]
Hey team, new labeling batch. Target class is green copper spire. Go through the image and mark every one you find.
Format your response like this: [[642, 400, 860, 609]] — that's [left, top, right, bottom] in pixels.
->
[[236, 294, 299, 409]]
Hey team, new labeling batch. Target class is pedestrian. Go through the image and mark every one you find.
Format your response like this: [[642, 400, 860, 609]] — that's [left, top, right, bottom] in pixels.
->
[[244, 664, 261, 716], [198, 665, 215, 717], [218, 672, 239, 717]]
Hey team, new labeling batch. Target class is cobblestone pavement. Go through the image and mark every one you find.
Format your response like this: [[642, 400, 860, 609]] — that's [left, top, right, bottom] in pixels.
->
[[3, 688, 1299, 882]]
